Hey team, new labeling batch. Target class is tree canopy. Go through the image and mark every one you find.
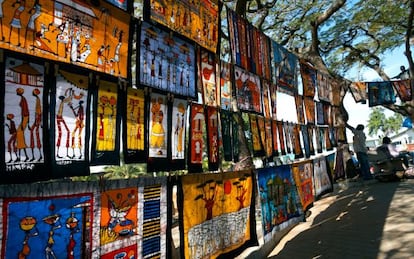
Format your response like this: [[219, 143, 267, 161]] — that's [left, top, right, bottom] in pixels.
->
[[367, 107, 403, 137], [224, 0, 414, 119]]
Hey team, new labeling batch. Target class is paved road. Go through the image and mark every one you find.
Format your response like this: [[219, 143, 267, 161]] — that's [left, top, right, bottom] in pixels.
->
[[268, 179, 414, 259]]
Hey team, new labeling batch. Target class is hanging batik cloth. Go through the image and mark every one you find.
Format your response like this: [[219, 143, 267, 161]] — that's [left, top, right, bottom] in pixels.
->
[[336, 126, 347, 143], [272, 41, 298, 95], [200, 49, 218, 107], [295, 94, 305, 124], [264, 119, 273, 158], [368, 81, 396, 107], [2, 56, 49, 183], [0, 0, 131, 78], [227, 9, 249, 70], [249, 114, 264, 157], [300, 60, 317, 98], [349, 82, 368, 103], [178, 170, 258, 258], [249, 25, 272, 80], [392, 79, 412, 102], [232, 112, 240, 162], [262, 80, 272, 118], [139, 21, 196, 98], [316, 72, 331, 103], [188, 103, 205, 173], [234, 66, 262, 113], [283, 121, 292, 154], [124, 87, 146, 164], [91, 78, 121, 166], [325, 152, 336, 179], [329, 127, 338, 148], [257, 115, 267, 157], [316, 101, 324, 125], [293, 124, 304, 159], [270, 82, 278, 119], [323, 102, 332, 126], [304, 96, 315, 124], [221, 110, 233, 161], [315, 101, 324, 125], [271, 120, 279, 156], [277, 121, 287, 155], [334, 148, 346, 180], [170, 98, 188, 170], [324, 127, 333, 151], [307, 125, 316, 156], [206, 106, 219, 171], [301, 125, 311, 158], [315, 126, 323, 153], [292, 160, 315, 212], [220, 61, 233, 110], [147, 92, 169, 172], [313, 156, 333, 199], [330, 80, 342, 106], [256, 165, 303, 243], [53, 68, 91, 178]]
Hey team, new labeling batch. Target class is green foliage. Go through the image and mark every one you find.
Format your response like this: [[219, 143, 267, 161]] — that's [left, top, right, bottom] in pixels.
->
[[367, 107, 403, 137]]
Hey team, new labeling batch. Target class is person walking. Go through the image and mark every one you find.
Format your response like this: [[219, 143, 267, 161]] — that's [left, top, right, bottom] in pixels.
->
[[347, 124, 373, 180]]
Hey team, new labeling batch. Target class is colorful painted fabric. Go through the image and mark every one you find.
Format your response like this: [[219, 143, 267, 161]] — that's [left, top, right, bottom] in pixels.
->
[[304, 96, 315, 124], [392, 79, 412, 102], [334, 148, 346, 180], [299, 61, 317, 98], [330, 80, 342, 106], [188, 103, 205, 173], [292, 161, 314, 212], [178, 170, 257, 258], [293, 124, 304, 159], [368, 81, 396, 107], [283, 121, 292, 154], [139, 21, 196, 98], [2, 56, 50, 182], [270, 82, 278, 119], [52, 68, 91, 177], [313, 156, 333, 199], [272, 120, 280, 156], [149, 0, 218, 53], [264, 119, 274, 158], [206, 106, 219, 171], [272, 41, 298, 95], [170, 98, 188, 170], [250, 114, 265, 157], [200, 49, 218, 107], [221, 110, 233, 161], [315, 126, 323, 154], [234, 66, 263, 113], [277, 121, 287, 155], [301, 125, 311, 158], [257, 165, 303, 242], [220, 61, 233, 110], [0, 1, 131, 78], [317, 72, 331, 103], [325, 152, 336, 179], [90, 78, 121, 166], [232, 112, 240, 162], [295, 94, 305, 124], [307, 125, 316, 156], [262, 80, 273, 118], [349, 82, 368, 103], [124, 87, 146, 164], [316, 101, 324, 125], [324, 127, 333, 151]]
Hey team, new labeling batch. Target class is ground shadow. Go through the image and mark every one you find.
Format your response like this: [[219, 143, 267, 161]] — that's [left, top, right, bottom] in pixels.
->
[[269, 180, 403, 258]]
